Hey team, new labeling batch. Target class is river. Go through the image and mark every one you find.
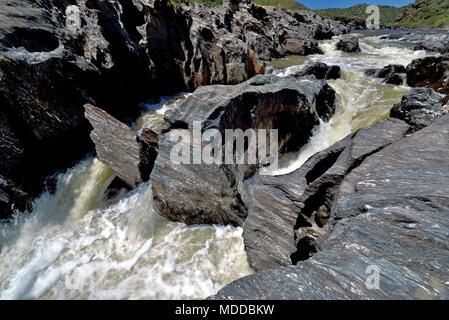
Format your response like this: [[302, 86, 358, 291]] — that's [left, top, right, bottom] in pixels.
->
[[0, 31, 426, 299]]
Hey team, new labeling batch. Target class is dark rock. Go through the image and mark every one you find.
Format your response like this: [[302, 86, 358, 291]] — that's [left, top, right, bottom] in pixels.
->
[[406, 55, 449, 95], [84, 104, 158, 188], [242, 118, 410, 272], [364, 64, 405, 85], [293, 62, 341, 80], [336, 37, 361, 53], [212, 114, 449, 299], [150, 74, 337, 226], [390, 88, 448, 131], [377, 64, 406, 77], [382, 73, 403, 85], [2, 0, 349, 216]]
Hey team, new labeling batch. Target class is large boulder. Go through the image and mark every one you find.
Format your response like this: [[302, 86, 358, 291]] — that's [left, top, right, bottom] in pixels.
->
[[242, 118, 410, 272], [84, 104, 158, 188], [390, 88, 449, 132], [406, 55, 449, 95], [150, 74, 337, 226], [212, 114, 449, 299], [336, 37, 361, 53]]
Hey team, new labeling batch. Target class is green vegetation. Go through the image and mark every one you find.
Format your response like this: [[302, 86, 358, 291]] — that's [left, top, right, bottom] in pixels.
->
[[173, 0, 308, 10], [315, 4, 404, 26], [315, 1, 449, 28]]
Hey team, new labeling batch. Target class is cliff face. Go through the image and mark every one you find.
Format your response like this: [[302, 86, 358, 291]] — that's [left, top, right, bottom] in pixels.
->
[[0, 0, 351, 218]]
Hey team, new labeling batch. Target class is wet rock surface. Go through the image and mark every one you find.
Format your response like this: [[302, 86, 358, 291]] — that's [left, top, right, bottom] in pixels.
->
[[364, 64, 405, 85], [150, 74, 337, 226], [336, 37, 360, 53], [292, 62, 341, 80], [0, 0, 350, 217], [406, 55, 449, 95], [242, 118, 410, 272], [211, 114, 449, 299], [390, 88, 449, 132], [84, 104, 158, 188]]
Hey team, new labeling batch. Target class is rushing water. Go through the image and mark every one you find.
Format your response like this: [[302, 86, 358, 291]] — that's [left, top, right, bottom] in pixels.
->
[[0, 32, 427, 299]]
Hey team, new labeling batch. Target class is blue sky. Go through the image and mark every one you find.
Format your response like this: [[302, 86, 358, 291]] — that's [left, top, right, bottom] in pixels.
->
[[299, 0, 416, 10]]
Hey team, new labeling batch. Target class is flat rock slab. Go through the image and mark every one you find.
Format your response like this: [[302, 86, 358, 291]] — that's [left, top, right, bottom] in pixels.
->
[[211, 115, 449, 299]]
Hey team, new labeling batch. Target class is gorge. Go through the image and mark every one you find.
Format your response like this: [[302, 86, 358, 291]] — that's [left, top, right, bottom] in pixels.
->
[[0, 0, 448, 300]]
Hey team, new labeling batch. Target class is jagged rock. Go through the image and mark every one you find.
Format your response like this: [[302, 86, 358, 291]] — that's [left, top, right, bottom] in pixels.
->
[[336, 37, 361, 53], [212, 114, 449, 299], [84, 104, 158, 188], [150, 74, 337, 226], [293, 62, 341, 80], [390, 88, 449, 132], [242, 118, 410, 272], [364, 64, 405, 85], [413, 33, 449, 53], [406, 55, 449, 95], [1, 0, 348, 217], [383, 73, 403, 85]]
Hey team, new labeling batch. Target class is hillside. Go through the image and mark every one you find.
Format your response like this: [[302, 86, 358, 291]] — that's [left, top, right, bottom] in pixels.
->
[[395, 0, 449, 28], [174, 0, 308, 10], [316, 0, 449, 28]]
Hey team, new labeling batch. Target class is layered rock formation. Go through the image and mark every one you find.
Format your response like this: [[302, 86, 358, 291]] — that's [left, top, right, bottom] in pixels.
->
[[390, 88, 449, 132], [84, 104, 158, 188], [211, 114, 449, 299], [0, 0, 351, 217], [150, 74, 337, 226]]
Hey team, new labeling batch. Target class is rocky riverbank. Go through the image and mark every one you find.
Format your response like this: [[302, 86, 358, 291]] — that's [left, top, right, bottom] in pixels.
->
[[0, 0, 352, 218]]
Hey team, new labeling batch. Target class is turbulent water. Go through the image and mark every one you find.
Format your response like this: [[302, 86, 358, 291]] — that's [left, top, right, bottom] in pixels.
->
[[0, 32, 426, 300]]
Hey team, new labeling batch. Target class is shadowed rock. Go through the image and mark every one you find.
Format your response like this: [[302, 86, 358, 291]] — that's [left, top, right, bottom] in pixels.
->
[[406, 55, 449, 95], [150, 74, 337, 226], [336, 37, 361, 53], [364, 64, 405, 85], [292, 62, 341, 80], [84, 104, 158, 188], [211, 114, 449, 299], [242, 118, 410, 272]]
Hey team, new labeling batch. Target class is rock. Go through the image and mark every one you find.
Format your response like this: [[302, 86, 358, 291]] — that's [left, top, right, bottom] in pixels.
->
[[293, 62, 341, 80], [150, 74, 337, 226], [1, 0, 347, 217], [413, 33, 449, 54], [383, 73, 403, 85], [242, 118, 410, 272], [84, 104, 158, 188], [406, 55, 449, 95], [364, 64, 405, 85], [212, 114, 449, 299], [336, 37, 361, 53], [390, 88, 449, 132]]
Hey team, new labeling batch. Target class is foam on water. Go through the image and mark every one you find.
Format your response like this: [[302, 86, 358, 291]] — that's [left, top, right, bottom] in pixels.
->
[[0, 32, 428, 299], [271, 34, 426, 175]]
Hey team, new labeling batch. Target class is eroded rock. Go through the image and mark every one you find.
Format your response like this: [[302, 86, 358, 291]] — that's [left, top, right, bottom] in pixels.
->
[[406, 55, 449, 95], [390, 88, 449, 132], [212, 114, 449, 299], [336, 37, 361, 53], [84, 104, 158, 188], [151, 74, 337, 226]]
